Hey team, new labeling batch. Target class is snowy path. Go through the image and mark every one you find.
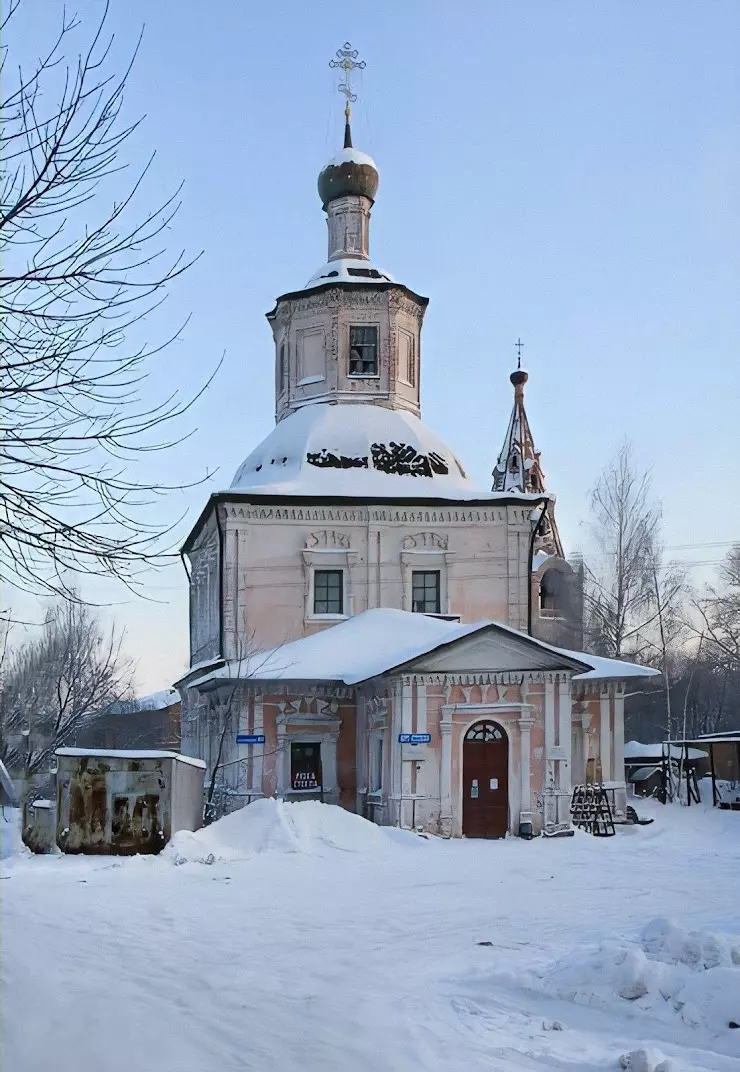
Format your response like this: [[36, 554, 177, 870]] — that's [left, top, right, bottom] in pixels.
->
[[2, 801, 739, 1072]]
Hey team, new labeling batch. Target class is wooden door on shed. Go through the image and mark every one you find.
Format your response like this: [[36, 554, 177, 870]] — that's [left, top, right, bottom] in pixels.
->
[[462, 721, 509, 838]]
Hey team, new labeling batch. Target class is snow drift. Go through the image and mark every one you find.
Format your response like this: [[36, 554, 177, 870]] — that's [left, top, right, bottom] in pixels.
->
[[165, 797, 424, 864], [537, 918, 740, 1034]]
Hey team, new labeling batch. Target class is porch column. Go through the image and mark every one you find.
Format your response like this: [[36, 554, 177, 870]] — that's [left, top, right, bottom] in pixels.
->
[[276, 719, 289, 796], [612, 684, 626, 817], [543, 677, 557, 828], [517, 715, 535, 829], [557, 677, 573, 826], [389, 680, 403, 826], [253, 698, 264, 796], [580, 710, 591, 784], [440, 707, 453, 837], [400, 678, 413, 828], [599, 686, 611, 781], [321, 730, 340, 800]]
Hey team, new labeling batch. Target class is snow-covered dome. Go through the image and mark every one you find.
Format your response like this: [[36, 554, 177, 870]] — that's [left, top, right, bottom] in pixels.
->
[[317, 146, 379, 208], [230, 403, 482, 499]]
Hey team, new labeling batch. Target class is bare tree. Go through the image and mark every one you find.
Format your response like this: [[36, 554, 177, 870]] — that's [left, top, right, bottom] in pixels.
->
[[584, 442, 684, 662], [0, 598, 132, 798], [0, 2, 214, 599], [694, 544, 740, 670]]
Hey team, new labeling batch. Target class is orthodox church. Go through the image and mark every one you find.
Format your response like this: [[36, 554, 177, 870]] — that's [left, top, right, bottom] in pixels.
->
[[179, 56, 657, 838]]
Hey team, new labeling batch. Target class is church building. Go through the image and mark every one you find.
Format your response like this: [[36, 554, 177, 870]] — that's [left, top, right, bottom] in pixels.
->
[[179, 50, 657, 838]]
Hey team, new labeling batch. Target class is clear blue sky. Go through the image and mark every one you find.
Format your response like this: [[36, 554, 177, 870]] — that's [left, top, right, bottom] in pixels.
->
[[13, 1, 740, 691]]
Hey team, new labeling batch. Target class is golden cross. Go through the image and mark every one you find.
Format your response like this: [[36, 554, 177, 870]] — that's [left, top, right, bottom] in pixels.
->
[[330, 42, 366, 122]]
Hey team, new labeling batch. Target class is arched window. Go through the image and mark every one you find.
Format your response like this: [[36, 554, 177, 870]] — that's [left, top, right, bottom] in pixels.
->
[[540, 568, 566, 617]]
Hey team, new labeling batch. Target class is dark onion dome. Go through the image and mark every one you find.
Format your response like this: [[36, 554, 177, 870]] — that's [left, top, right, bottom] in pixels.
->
[[510, 368, 529, 387], [318, 145, 379, 208]]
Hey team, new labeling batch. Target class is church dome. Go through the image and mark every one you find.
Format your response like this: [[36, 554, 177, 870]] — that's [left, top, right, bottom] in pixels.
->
[[230, 403, 481, 499], [318, 146, 379, 208]]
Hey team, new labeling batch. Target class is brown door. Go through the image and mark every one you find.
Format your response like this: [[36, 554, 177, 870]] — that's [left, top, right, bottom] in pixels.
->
[[462, 721, 509, 838]]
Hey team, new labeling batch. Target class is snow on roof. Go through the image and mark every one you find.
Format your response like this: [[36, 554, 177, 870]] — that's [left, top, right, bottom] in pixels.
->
[[191, 610, 484, 688], [474, 622, 660, 682], [533, 551, 555, 571], [229, 402, 529, 500], [186, 608, 652, 691], [627, 765, 661, 782], [323, 147, 377, 170], [566, 651, 660, 682], [624, 740, 708, 761], [303, 257, 394, 290], [695, 731, 740, 742], [107, 688, 180, 716], [55, 748, 205, 769]]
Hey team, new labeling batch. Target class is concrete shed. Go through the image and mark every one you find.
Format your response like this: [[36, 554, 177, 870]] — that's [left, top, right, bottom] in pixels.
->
[[55, 749, 205, 855]]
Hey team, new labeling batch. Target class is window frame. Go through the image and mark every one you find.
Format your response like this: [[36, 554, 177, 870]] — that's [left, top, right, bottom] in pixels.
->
[[313, 568, 344, 617], [539, 567, 567, 619], [290, 740, 323, 792], [411, 569, 441, 614], [348, 325, 379, 378]]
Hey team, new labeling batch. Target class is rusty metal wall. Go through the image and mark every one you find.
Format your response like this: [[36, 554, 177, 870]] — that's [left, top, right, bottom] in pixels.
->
[[56, 755, 173, 855]]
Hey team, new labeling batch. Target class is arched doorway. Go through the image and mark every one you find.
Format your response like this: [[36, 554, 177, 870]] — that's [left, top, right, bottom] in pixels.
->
[[462, 721, 509, 838]]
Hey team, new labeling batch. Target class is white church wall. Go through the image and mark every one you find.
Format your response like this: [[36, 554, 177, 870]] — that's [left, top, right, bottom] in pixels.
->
[[214, 501, 534, 656]]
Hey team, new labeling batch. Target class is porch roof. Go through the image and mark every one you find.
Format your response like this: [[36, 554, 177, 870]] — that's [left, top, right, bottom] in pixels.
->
[[185, 608, 658, 691]]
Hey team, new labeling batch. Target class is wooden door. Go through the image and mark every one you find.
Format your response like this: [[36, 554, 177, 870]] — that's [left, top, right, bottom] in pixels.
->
[[462, 721, 509, 838]]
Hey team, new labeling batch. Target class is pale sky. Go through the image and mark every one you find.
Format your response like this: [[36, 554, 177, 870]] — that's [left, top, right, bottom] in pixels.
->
[[10, 1, 740, 693]]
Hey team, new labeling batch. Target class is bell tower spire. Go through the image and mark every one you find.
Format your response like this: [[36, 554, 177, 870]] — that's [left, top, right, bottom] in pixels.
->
[[492, 342, 563, 554]]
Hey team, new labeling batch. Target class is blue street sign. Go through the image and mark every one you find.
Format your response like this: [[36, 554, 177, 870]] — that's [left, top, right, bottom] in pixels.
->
[[398, 733, 431, 745], [236, 734, 265, 745]]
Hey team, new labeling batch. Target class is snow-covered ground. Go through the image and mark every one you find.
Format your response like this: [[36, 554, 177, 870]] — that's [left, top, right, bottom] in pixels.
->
[[2, 798, 739, 1072]]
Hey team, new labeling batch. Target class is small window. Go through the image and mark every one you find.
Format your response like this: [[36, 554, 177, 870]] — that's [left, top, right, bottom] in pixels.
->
[[314, 569, 343, 615], [291, 742, 322, 791], [371, 736, 384, 793], [412, 570, 441, 614], [349, 326, 378, 376], [279, 342, 286, 386]]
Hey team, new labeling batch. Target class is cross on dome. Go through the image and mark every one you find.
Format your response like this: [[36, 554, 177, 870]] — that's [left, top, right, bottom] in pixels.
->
[[329, 42, 366, 147]]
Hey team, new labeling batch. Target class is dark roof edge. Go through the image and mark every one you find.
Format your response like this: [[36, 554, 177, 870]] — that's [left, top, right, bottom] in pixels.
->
[[182, 492, 550, 554], [265, 280, 429, 318]]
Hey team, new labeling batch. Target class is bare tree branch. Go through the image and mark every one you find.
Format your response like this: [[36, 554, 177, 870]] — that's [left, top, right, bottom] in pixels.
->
[[0, 1, 216, 598]]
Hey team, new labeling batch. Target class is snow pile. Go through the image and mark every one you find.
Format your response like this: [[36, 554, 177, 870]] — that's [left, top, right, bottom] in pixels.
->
[[619, 1048, 677, 1072], [538, 918, 740, 1034], [165, 797, 424, 864]]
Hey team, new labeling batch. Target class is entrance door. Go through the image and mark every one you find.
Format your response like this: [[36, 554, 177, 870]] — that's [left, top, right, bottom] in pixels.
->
[[462, 721, 509, 838]]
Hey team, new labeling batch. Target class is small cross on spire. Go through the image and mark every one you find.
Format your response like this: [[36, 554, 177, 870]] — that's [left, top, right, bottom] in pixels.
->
[[330, 42, 366, 125], [515, 338, 524, 369]]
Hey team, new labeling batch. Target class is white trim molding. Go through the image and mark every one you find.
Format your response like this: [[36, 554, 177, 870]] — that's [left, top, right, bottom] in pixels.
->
[[302, 542, 358, 624], [275, 698, 342, 804]]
